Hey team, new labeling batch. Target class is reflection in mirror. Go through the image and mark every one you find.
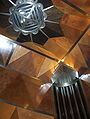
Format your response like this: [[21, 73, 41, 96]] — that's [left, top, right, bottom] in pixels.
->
[[0, 34, 58, 82], [0, 35, 17, 65]]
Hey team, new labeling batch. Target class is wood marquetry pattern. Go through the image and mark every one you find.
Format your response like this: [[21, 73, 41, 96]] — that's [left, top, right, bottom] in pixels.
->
[[52, 0, 90, 17], [8, 45, 58, 82], [0, 67, 54, 115], [0, 0, 90, 118], [0, 102, 54, 119]]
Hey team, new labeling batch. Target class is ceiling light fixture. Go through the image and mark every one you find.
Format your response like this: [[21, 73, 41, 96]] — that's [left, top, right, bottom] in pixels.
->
[[9, 0, 47, 35]]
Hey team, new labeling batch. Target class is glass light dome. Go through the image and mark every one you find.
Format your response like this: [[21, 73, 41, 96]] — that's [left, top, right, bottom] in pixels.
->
[[9, 0, 47, 35]]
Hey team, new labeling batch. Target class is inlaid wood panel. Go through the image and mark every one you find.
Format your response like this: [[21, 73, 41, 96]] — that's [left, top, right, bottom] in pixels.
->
[[0, 102, 54, 119], [64, 28, 90, 75], [0, 67, 53, 115], [44, 37, 71, 59], [52, 0, 86, 17], [8, 45, 58, 80], [60, 14, 90, 45], [63, 0, 90, 15], [0, 102, 15, 119]]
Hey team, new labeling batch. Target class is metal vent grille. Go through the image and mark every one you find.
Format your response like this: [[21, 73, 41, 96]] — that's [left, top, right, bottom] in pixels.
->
[[53, 80, 90, 119]]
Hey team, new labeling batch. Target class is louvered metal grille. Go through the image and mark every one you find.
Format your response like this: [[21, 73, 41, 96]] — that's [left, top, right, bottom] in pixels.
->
[[53, 80, 90, 119]]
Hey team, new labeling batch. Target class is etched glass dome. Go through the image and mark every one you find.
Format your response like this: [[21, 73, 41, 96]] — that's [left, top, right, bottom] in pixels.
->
[[9, 0, 47, 35]]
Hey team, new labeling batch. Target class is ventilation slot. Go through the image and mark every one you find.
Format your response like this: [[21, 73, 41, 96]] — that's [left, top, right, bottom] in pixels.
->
[[53, 80, 90, 119]]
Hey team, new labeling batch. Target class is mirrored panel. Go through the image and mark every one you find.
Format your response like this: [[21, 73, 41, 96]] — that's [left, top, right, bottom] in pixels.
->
[[0, 35, 17, 65]]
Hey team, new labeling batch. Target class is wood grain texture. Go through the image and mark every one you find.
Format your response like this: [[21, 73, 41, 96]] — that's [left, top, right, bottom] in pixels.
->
[[60, 14, 90, 44], [44, 37, 71, 59], [0, 67, 53, 115], [0, 102, 54, 119], [64, 27, 90, 74], [52, 0, 86, 17], [0, 102, 15, 119], [63, 0, 90, 15]]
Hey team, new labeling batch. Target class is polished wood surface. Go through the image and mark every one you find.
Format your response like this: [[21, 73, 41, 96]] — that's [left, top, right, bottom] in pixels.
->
[[63, 0, 90, 15], [8, 45, 57, 80], [0, 67, 54, 115], [0, 102, 15, 119], [0, 0, 90, 118], [23, 42, 58, 60], [43, 37, 71, 59], [52, 0, 86, 17], [0, 102, 54, 119], [0, 67, 89, 119], [60, 14, 90, 44], [60, 14, 90, 74]]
